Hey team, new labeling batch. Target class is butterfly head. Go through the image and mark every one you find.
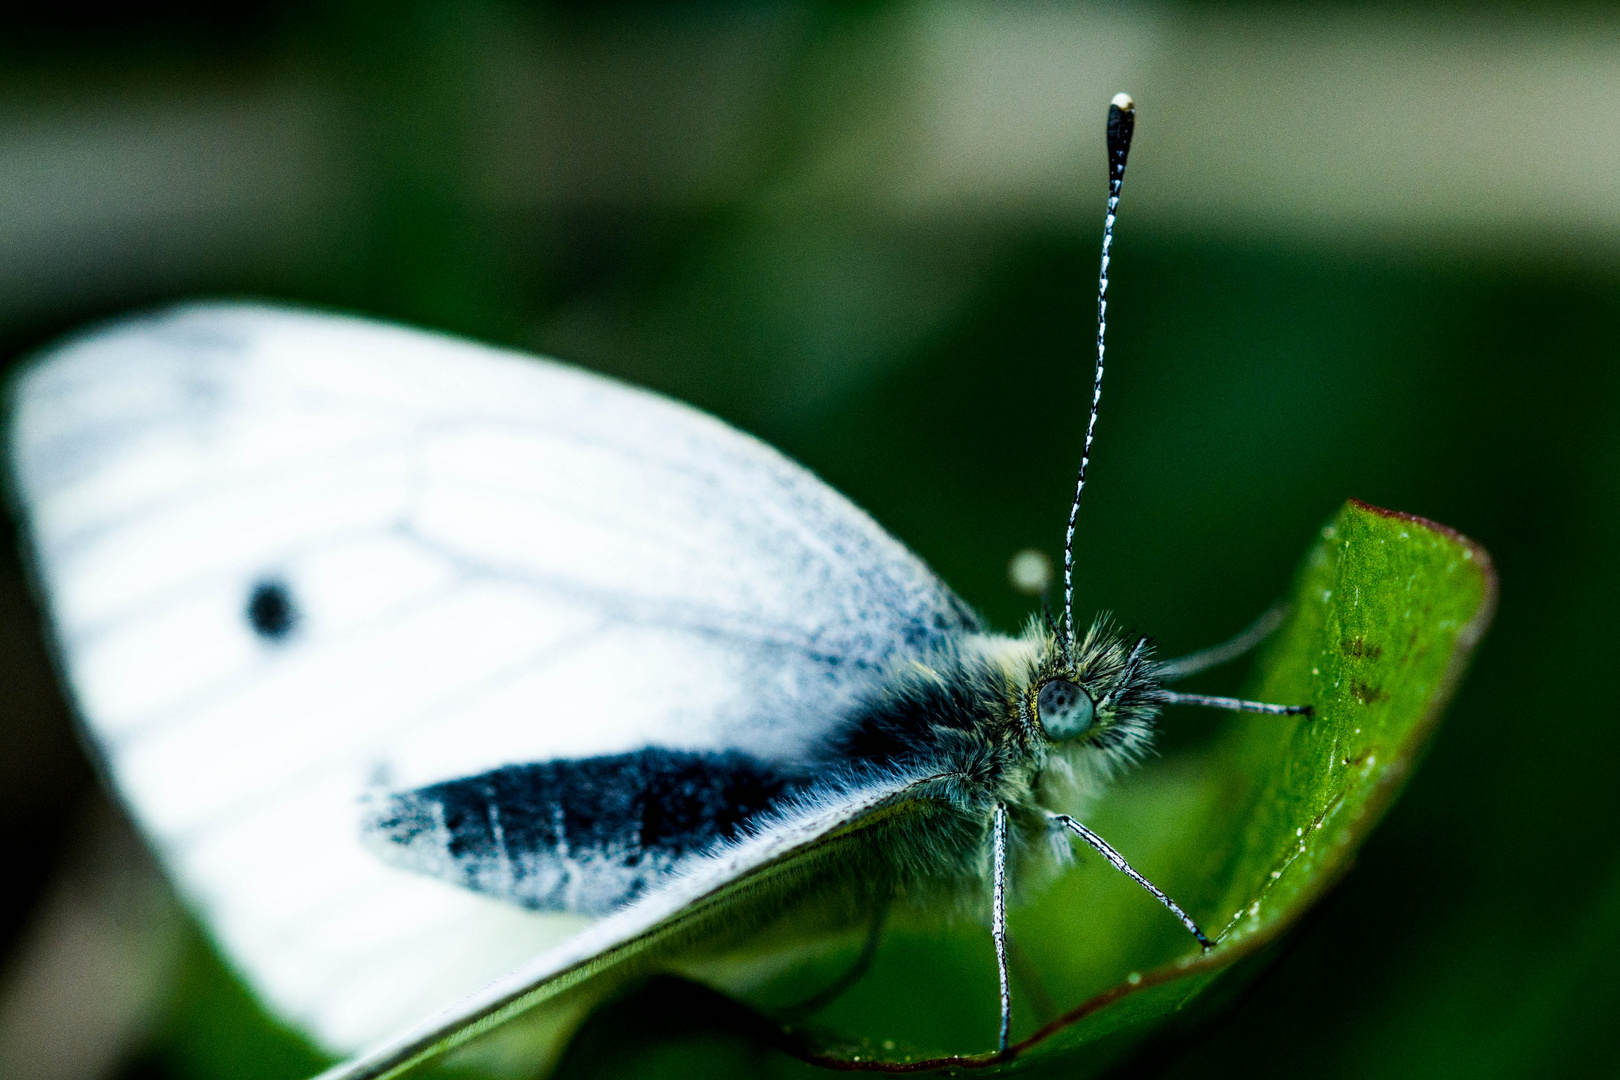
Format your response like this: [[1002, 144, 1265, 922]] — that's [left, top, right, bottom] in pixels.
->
[[1025, 616, 1160, 766]]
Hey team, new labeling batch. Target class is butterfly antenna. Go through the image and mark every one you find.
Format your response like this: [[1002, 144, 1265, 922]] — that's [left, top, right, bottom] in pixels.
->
[[1041, 594, 1060, 641], [1063, 92, 1136, 656]]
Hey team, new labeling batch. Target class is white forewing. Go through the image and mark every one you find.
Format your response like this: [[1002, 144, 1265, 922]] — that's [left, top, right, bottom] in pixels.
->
[[8, 303, 975, 1051]]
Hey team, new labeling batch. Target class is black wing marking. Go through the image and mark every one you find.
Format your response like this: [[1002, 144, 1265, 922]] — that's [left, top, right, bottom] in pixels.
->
[[364, 748, 811, 915]]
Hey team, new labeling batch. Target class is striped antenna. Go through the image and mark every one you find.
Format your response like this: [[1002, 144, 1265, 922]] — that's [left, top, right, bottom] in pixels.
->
[[1063, 92, 1136, 656]]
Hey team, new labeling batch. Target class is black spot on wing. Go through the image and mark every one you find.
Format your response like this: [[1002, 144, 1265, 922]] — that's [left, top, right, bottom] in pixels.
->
[[364, 748, 809, 915], [246, 579, 297, 640]]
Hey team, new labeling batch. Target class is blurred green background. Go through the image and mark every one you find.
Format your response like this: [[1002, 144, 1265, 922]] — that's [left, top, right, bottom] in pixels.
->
[[2, 2, 1617, 1078]]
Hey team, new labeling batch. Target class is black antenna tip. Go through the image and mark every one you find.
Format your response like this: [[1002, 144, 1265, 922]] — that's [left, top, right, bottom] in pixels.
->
[[1107, 92, 1136, 175]]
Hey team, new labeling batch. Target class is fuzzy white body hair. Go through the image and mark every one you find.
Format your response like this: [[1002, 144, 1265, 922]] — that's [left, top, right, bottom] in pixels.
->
[[788, 617, 1164, 909]]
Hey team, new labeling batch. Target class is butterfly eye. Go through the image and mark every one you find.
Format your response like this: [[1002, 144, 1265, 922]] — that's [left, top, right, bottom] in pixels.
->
[[1036, 678, 1095, 740], [246, 579, 298, 641]]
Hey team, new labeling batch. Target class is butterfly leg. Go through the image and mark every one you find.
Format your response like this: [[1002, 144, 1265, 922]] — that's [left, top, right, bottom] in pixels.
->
[[1048, 814, 1212, 948], [1005, 933, 1057, 1025], [1154, 690, 1311, 716], [992, 803, 1012, 1053], [1154, 602, 1288, 682], [777, 902, 889, 1017]]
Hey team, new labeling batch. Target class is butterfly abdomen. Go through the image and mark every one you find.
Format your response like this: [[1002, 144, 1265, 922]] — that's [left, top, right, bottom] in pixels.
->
[[362, 748, 809, 916]]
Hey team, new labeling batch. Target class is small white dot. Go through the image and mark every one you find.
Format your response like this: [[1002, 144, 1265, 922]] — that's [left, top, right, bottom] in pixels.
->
[[1008, 549, 1054, 595]]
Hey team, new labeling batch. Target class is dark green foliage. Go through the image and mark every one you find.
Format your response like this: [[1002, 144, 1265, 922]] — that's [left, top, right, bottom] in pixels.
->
[[2, 5, 1611, 1078]]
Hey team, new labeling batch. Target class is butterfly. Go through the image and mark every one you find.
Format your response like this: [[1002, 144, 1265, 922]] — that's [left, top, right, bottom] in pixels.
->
[[6, 94, 1307, 1078]]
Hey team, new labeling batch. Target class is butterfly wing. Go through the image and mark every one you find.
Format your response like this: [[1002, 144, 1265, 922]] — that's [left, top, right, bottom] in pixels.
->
[[7, 302, 977, 1052]]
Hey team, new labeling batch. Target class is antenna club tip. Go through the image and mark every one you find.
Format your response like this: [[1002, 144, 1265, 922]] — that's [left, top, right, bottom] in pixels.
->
[[1106, 92, 1136, 164]]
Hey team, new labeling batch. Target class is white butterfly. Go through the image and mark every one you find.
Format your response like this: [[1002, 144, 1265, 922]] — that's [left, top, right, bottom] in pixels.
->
[[8, 95, 1306, 1078], [8, 294, 979, 1025]]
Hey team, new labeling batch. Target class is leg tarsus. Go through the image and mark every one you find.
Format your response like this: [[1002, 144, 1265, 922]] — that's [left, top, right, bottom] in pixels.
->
[[1005, 934, 1057, 1025], [1050, 814, 1212, 949], [992, 804, 1012, 1053], [1155, 690, 1311, 716], [1155, 602, 1288, 682], [777, 903, 889, 1018]]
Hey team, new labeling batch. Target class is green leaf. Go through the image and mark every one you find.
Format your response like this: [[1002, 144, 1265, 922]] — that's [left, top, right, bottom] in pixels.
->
[[385, 497, 1496, 1078]]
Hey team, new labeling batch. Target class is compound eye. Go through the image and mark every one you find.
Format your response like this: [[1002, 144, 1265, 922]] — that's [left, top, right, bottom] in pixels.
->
[[1036, 678, 1095, 739]]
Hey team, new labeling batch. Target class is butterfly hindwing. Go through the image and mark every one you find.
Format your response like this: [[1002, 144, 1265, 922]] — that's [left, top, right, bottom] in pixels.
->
[[7, 303, 977, 1052], [319, 766, 950, 1080]]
